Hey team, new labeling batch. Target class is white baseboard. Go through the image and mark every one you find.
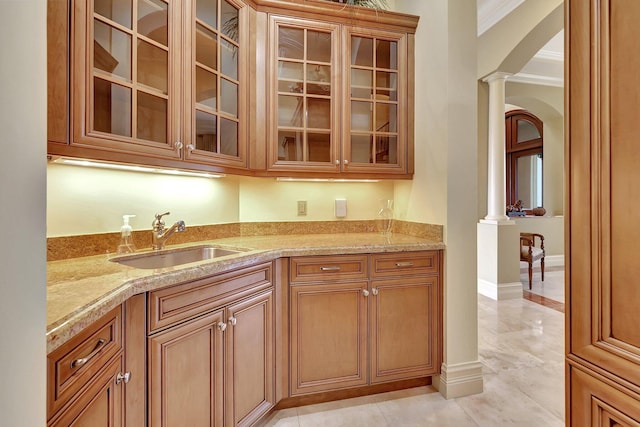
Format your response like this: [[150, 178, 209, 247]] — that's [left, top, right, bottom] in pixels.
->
[[543, 255, 564, 268], [434, 361, 484, 399], [478, 279, 522, 300]]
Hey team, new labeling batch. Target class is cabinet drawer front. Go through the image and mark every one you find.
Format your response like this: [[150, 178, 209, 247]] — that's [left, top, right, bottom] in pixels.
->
[[47, 305, 123, 419], [148, 262, 272, 333], [290, 255, 368, 283], [370, 251, 439, 278]]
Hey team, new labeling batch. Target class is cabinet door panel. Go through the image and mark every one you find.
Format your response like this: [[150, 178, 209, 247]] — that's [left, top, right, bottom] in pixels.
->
[[148, 310, 225, 427], [370, 276, 440, 383], [268, 16, 340, 172], [72, 0, 180, 157], [226, 290, 275, 427], [290, 281, 368, 395], [48, 355, 124, 427]]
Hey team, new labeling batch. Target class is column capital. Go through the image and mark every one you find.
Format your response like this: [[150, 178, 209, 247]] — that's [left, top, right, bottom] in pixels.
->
[[482, 71, 513, 84]]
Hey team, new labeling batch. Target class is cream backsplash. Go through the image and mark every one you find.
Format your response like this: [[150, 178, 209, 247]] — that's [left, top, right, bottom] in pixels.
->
[[47, 163, 395, 237]]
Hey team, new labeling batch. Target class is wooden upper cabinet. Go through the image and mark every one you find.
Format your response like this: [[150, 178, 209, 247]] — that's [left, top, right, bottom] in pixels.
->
[[48, 0, 249, 171], [262, 3, 417, 178]]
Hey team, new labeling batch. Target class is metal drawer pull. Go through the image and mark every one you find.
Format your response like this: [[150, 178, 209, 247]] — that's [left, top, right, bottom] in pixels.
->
[[320, 266, 341, 271], [115, 372, 131, 385], [395, 262, 414, 268], [71, 338, 106, 369]]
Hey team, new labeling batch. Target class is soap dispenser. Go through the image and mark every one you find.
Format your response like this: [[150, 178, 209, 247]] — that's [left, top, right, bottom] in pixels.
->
[[117, 215, 137, 254]]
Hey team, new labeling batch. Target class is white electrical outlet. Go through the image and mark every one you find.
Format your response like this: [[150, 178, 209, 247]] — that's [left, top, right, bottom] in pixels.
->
[[297, 200, 307, 216], [335, 199, 347, 218]]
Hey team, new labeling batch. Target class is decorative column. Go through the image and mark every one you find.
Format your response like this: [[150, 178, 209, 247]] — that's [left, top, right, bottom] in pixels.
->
[[477, 71, 521, 300], [484, 72, 511, 221]]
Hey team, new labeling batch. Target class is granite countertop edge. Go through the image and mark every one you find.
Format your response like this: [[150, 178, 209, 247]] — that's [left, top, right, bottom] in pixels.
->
[[46, 233, 445, 353]]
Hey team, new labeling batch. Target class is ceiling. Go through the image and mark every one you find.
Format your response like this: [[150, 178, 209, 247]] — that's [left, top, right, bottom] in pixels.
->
[[477, 0, 564, 87]]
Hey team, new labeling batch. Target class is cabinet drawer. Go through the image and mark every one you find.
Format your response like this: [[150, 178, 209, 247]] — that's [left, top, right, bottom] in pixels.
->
[[148, 262, 272, 333], [47, 305, 123, 419], [370, 251, 439, 278], [290, 255, 368, 283]]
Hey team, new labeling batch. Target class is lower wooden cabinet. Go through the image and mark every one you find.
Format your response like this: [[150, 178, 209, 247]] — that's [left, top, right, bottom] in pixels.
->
[[148, 288, 275, 427], [47, 306, 128, 427], [289, 251, 442, 396]]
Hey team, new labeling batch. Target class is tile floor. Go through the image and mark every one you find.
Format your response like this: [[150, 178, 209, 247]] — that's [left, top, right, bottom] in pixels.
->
[[264, 268, 566, 427]]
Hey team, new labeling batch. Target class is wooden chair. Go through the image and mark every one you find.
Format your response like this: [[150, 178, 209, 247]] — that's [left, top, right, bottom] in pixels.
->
[[520, 232, 545, 289]]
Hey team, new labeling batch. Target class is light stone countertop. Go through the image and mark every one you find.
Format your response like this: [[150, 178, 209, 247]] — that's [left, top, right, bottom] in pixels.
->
[[47, 232, 445, 353]]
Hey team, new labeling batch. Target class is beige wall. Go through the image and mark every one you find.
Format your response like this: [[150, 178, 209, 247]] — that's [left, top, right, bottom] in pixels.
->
[[46, 164, 397, 236], [0, 0, 47, 424]]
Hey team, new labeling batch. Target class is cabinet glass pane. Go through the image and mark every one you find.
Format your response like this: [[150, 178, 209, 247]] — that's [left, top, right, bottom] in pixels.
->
[[221, 39, 238, 80], [220, 78, 238, 117], [351, 101, 372, 131], [137, 40, 167, 92], [376, 71, 397, 101], [196, 0, 218, 30], [375, 136, 397, 164], [376, 40, 397, 70], [221, 0, 239, 42], [138, 0, 168, 46], [517, 119, 541, 142], [278, 61, 303, 89], [278, 95, 303, 127], [351, 134, 372, 163], [137, 91, 167, 143], [308, 133, 331, 162], [94, 20, 131, 79], [307, 65, 330, 95], [278, 131, 302, 161], [307, 30, 331, 63], [95, 0, 132, 28], [278, 27, 304, 60], [196, 67, 217, 109], [351, 69, 373, 99], [307, 98, 330, 129], [196, 24, 217, 71], [351, 36, 373, 66], [195, 110, 217, 152], [376, 103, 397, 132], [220, 117, 238, 156], [93, 77, 132, 136]]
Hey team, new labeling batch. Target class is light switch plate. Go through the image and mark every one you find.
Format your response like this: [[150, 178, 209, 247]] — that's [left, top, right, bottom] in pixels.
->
[[335, 199, 347, 218]]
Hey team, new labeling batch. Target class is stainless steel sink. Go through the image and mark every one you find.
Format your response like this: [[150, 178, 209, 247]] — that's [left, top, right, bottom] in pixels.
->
[[110, 245, 243, 269]]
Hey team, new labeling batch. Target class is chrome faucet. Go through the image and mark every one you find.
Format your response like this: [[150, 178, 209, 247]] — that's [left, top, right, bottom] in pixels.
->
[[151, 212, 186, 250]]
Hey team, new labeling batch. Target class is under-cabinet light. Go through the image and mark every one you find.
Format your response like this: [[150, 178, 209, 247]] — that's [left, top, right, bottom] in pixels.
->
[[51, 157, 225, 179], [276, 177, 379, 183]]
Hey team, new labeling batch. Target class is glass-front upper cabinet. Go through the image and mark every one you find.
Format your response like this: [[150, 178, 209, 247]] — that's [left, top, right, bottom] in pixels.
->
[[268, 16, 340, 172], [68, 0, 247, 168], [185, 0, 247, 168], [343, 28, 407, 174], [74, 0, 180, 157]]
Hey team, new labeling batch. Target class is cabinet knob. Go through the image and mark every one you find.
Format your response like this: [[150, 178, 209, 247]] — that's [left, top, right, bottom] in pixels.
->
[[228, 316, 237, 326], [174, 141, 184, 151], [217, 322, 227, 332], [186, 144, 195, 152], [115, 372, 131, 385], [343, 159, 349, 165], [372, 287, 379, 296], [335, 159, 340, 165], [362, 289, 370, 297]]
